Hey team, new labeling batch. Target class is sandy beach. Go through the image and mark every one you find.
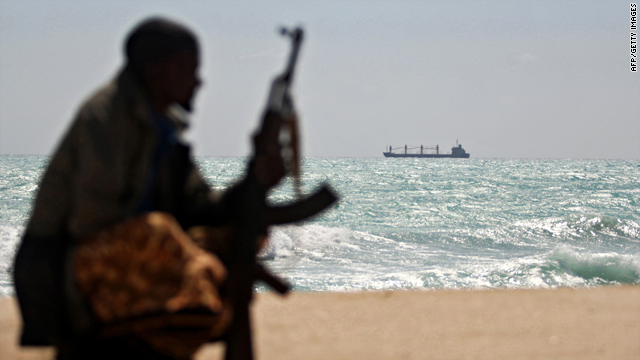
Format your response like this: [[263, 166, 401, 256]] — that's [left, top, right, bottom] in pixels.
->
[[1, 286, 639, 360]]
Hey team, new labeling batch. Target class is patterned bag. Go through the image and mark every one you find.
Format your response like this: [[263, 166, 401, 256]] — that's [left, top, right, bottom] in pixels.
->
[[73, 212, 232, 358]]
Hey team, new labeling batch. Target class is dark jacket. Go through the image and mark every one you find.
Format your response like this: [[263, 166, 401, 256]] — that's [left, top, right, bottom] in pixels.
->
[[14, 67, 228, 346]]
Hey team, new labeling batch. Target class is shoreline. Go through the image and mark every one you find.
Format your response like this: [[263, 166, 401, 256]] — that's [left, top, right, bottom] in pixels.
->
[[2, 286, 639, 359]]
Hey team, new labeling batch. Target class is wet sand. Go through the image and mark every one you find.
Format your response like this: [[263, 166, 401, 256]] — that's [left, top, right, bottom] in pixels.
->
[[2, 286, 639, 360]]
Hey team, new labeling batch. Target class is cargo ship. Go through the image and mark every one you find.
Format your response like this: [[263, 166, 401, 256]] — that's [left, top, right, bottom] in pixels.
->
[[383, 142, 470, 158]]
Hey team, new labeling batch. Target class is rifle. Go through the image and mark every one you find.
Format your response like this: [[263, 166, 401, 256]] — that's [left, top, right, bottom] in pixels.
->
[[221, 27, 338, 360]]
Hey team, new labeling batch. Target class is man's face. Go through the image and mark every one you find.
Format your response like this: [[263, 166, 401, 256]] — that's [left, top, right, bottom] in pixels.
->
[[160, 51, 202, 112]]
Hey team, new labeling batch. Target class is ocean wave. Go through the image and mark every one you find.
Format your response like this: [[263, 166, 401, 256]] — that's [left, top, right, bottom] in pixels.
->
[[548, 246, 640, 284], [513, 215, 640, 243], [429, 245, 640, 289], [0, 225, 22, 297], [0, 225, 22, 266], [259, 224, 352, 260]]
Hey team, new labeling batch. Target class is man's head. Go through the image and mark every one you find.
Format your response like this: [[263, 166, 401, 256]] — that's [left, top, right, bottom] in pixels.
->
[[125, 17, 201, 112]]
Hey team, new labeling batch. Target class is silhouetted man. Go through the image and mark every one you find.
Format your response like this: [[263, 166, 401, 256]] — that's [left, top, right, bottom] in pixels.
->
[[14, 17, 285, 359]]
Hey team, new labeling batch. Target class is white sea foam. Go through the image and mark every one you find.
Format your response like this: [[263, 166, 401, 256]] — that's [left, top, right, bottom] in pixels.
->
[[0, 225, 22, 297], [0, 225, 22, 265], [260, 224, 352, 260]]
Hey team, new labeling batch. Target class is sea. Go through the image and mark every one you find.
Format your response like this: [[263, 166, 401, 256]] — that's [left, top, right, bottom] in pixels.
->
[[1, 155, 639, 297]]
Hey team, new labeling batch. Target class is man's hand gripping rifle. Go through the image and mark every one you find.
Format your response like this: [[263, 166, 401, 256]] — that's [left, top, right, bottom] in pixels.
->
[[221, 27, 339, 360]]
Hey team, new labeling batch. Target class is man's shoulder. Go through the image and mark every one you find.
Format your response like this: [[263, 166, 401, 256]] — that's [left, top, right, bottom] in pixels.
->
[[76, 80, 118, 122], [75, 69, 146, 123]]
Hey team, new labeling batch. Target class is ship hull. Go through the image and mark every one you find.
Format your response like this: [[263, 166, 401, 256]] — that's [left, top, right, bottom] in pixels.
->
[[383, 152, 470, 158]]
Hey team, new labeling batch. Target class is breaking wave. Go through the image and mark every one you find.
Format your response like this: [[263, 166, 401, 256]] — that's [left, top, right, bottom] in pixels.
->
[[549, 246, 640, 284]]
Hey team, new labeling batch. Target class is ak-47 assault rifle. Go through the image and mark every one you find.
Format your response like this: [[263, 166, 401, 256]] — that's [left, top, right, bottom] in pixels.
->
[[221, 27, 338, 360]]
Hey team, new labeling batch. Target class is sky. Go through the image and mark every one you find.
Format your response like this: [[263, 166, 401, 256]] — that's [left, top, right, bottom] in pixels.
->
[[0, 0, 638, 159]]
